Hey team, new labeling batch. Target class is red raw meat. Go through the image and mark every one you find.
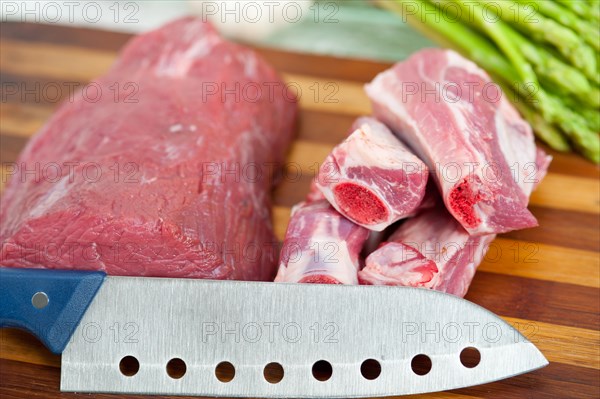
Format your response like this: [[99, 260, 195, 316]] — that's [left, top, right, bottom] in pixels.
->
[[0, 18, 296, 280], [314, 117, 428, 231], [366, 49, 551, 236], [275, 201, 368, 284], [359, 201, 496, 297]]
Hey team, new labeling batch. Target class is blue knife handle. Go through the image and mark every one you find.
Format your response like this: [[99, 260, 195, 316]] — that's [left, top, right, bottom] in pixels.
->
[[0, 267, 105, 354]]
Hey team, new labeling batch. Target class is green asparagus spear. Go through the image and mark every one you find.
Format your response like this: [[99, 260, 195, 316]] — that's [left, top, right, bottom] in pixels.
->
[[539, 92, 600, 163], [502, 27, 598, 105], [517, 0, 600, 51], [496, 81, 571, 151], [579, 107, 600, 132], [561, 96, 600, 132], [555, 0, 593, 20], [539, 74, 600, 110], [378, 0, 522, 82], [509, 98, 571, 152], [447, 0, 536, 84], [441, 0, 594, 104], [588, 1, 600, 24], [437, 0, 599, 160], [477, 0, 599, 85]]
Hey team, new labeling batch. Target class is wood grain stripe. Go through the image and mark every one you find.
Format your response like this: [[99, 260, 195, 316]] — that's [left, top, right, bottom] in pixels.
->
[[0, 21, 389, 83], [0, 39, 370, 115], [503, 206, 600, 253], [478, 239, 600, 289], [0, 73, 84, 108], [504, 317, 600, 370], [0, 329, 59, 367], [528, 174, 600, 214], [0, 103, 49, 138], [0, 39, 114, 81], [455, 362, 600, 399], [537, 148, 600, 181], [0, 21, 131, 52], [465, 272, 599, 331], [0, 134, 27, 165]]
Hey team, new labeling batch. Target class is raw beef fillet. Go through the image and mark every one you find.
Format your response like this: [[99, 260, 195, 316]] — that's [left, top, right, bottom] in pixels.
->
[[275, 201, 368, 284], [314, 117, 428, 231], [366, 49, 551, 236], [359, 200, 496, 297], [0, 18, 296, 280]]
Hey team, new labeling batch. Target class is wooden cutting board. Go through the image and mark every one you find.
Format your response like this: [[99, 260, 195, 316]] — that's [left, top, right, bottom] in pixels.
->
[[0, 22, 598, 399]]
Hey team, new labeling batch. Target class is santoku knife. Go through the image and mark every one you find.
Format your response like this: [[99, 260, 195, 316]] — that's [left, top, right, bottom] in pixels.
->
[[0, 267, 548, 397]]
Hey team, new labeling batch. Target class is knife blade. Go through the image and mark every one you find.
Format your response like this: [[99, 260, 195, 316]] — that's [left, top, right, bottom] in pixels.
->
[[0, 267, 548, 397]]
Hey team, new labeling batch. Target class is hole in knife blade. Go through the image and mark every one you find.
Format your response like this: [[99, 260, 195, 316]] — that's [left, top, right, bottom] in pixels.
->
[[411, 354, 431, 376], [312, 360, 332, 381], [360, 359, 381, 380], [460, 347, 481, 368], [263, 362, 284, 384], [215, 361, 235, 382], [119, 356, 140, 377], [166, 358, 186, 379], [31, 292, 49, 309]]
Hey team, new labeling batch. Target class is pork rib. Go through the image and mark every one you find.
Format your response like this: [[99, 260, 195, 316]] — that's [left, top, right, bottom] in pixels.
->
[[315, 117, 428, 231], [359, 202, 496, 297], [275, 201, 368, 284], [0, 18, 296, 280], [366, 49, 550, 235]]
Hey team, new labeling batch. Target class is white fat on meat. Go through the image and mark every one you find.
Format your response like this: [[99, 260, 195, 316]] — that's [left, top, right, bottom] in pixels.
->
[[360, 202, 496, 297], [315, 117, 428, 231], [275, 200, 369, 284]]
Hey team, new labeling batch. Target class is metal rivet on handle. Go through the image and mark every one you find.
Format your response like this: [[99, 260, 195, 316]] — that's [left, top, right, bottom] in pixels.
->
[[31, 292, 49, 309]]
